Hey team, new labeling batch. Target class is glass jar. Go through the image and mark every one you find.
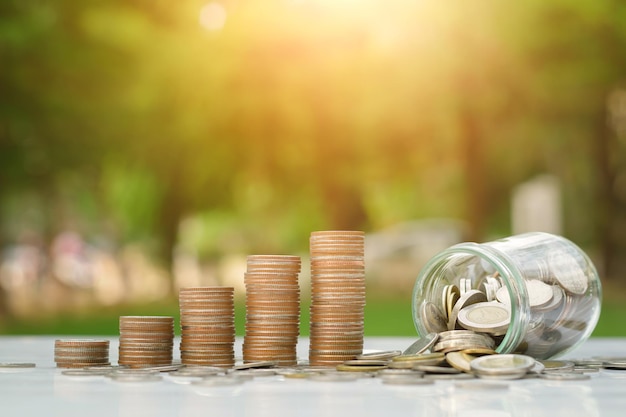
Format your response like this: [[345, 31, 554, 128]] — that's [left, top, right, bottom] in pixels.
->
[[412, 232, 602, 359]]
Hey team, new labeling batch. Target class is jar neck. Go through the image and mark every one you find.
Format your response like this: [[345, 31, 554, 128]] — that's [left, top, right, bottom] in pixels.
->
[[413, 242, 531, 354], [451, 242, 530, 353]]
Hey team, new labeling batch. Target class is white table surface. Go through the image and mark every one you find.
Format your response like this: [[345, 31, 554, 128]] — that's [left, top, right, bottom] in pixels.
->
[[2, 336, 626, 417]]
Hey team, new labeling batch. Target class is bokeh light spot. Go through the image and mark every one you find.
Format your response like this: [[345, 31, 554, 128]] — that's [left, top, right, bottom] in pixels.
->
[[199, 2, 227, 31]]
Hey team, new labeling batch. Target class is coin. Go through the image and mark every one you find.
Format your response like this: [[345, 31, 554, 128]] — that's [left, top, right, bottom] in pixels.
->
[[61, 369, 110, 377], [445, 351, 473, 372], [402, 333, 439, 355], [309, 231, 365, 366], [447, 290, 488, 330], [549, 250, 588, 295], [234, 361, 276, 370], [413, 364, 461, 374], [457, 302, 510, 335], [179, 286, 236, 367], [525, 280, 554, 309], [118, 316, 174, 368], [470, 354, 535, 380], [336, 364, 387, 372], [420, 302, 448, 334], [539, 360, 575, 372], [357, 350, 402, 360], [0, 363, 36, 368], [55, 339, 110, 368], [539, 371, 590, 381]]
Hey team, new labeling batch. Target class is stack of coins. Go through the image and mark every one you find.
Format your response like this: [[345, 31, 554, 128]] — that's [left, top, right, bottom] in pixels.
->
[[243, 255, 301, 366], [54, 339, 110, 368], [309, 230, 366, 366], [179, 287, 235, 367], [118, 316, 174, 368]]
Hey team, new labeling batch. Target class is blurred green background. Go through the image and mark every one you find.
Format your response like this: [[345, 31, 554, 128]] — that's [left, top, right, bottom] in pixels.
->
[[1, 0, 626, 337]]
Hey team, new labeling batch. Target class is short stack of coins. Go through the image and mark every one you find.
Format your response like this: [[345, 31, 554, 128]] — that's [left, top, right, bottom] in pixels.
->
[[54, 339, 110, 368], [179, 287, 235, 367], [118, 316, 174, 368], [309, 230, 366, 366], [243, 255, 301, 366]]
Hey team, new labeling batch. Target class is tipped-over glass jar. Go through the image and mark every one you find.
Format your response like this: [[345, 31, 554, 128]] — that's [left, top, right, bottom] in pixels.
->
[[412, 232, 602, 359]]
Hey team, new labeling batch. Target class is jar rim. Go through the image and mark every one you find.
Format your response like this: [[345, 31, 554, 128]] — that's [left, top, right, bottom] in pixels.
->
[[412, 242, 531, 354]]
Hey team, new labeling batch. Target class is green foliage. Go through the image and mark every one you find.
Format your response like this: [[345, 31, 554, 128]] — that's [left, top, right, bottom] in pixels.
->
[[1, 0, 626, 273]]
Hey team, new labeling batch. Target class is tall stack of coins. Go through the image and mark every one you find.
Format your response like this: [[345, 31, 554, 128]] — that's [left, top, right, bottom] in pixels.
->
[[54, 339, 110, 368], [118, 316, 174, 368], [179, 287, 235, 367], [243, 255, 301, 366], [309, 231, 366, 366]]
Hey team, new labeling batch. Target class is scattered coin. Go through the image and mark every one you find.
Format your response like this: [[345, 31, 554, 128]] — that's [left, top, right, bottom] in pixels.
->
[[539, 372, 591, 381], [61, 369, 110, 377], [402, 333, 439, 355], [357, 350, 402, 360], [470, 354, 535, 380], [233, 361, 276, 370], [336, 364, 387, 372], [0, 362, 36, 368], [539, 360, 575, 372]]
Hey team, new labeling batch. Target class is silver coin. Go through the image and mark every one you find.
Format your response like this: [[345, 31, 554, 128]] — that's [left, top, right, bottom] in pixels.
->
[[447, 290, 487, 331], [420, 302, 448, 334], [539, 372, 590, 381], [403, 333, 439, 355], [233, 361, 276, 370], [357, 350, 402, 360], [445, 351, 472, 373], [377, 369, 425, 377], [534, 285, 564, 313], [526, 280, 554, 309], [425, 372, 475, 380], [602, 361, 626, 370], [457, 302, 510, 335], [470, 354, 535, 378], [170, 368, 223, 377], [0, 363, 36, 368], [343, 359, 389, 366], [539, 360, 575, 372], [549, 250, 588, 295], [413, 365, 461, 374], [61, 369, 110, 377]]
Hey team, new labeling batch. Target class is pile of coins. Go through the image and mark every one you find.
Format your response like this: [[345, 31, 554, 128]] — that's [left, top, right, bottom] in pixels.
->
[[324, 333, 598, 382], [309, 231, 366, 366], [118, 316, 174, 368], [54, 339, 110, 368], [179, 287, 235, 367], [243, 255, 302, 366], [416, 240, 599, 359]]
